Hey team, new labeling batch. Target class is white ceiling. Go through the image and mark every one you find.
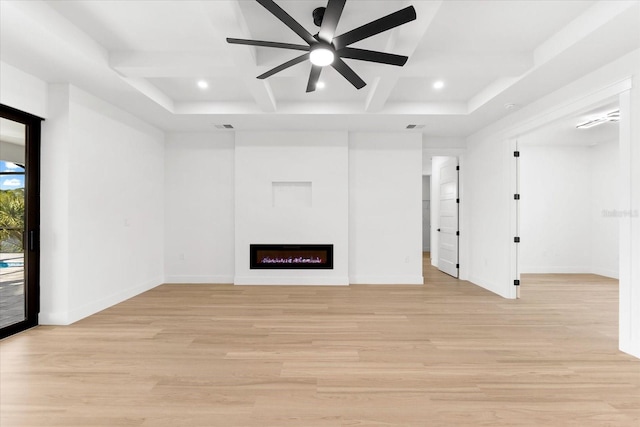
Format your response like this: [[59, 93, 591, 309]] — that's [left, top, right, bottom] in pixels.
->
[[520, 101, 620, 147], [1, 0, 639, 136]]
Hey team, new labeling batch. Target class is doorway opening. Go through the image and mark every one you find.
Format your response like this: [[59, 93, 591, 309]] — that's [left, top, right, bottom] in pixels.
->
[[513, 98, 623, 349], [422, 174, 431, 262], [518, 100, 620, 283]]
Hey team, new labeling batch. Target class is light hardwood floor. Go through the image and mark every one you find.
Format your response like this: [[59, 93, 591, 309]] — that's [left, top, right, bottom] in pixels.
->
[[1, 255, 639, 426]]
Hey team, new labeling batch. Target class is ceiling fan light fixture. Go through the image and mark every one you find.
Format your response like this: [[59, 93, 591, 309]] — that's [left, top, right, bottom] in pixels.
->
[[576, 109, 620, 129], [227, 1, 417, 91], [316, 81, 326, 89], [310, 45, 335, 66]]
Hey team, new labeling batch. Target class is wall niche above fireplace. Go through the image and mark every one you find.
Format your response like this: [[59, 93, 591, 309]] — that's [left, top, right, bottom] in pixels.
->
[[250, 244, 333, 270]]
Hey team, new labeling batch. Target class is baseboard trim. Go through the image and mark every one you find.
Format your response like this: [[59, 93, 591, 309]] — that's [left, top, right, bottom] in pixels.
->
[[589, 267, 619, 280], [164, 275, 234, 284], [234, 276, 349, 286], [520, 266, 619, 279], [468, 275, 514, 299], [40, 276, 163, 326], [349, 275, 424, 285], [520, 266, 591, 274]]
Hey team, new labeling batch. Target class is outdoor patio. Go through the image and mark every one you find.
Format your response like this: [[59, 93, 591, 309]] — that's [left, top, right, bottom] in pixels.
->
[[0, 253, 24, 328]]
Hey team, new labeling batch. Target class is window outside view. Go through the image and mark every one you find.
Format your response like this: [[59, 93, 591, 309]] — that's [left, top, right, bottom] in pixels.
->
[[0, 159, 26, 327]]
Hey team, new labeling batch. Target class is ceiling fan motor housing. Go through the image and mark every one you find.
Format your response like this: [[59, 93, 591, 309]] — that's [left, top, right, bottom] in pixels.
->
[[313, 7, 326, 27]]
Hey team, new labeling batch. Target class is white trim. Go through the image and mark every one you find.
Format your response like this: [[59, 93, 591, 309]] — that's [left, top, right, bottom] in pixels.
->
[[234, 276, 349, 286], [38, 311, 71, 326], [506, 79, 636, 358], [618, 88, 638, 358], [349, 276, 424, 285], [520, 266, 597, 274], [40, 277, 162, 325], [164, 275, 234, 284], [468, 275, 513, 299], [590, 267, 619, 280], [504, 79, 632, 141]]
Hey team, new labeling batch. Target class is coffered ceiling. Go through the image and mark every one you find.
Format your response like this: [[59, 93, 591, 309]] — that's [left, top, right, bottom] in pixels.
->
[[1, 0, 638, 135]]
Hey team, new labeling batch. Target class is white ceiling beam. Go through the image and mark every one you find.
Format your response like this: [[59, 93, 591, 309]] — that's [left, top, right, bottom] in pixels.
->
[[175, 102, 265, 115], [199, 0, 277, 112], [403, 53, 533, 77], [365, 0, 443, 112], [109, 51, 233, 78], [109, 50, 535, 81], [534, 0, 638, 66], [467, 0, 638, 114], [243, 78, 276, 113], [172, 101, 467, 116], [117, 76, 175, 113], [364, 75, 400, 112], [378, 102, 467, 115]]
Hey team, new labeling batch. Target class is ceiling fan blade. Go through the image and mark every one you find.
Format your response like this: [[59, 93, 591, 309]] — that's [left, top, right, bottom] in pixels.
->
[[331, 57, 366, 89], [306, 65, 323, 93], [227, 38, 310, 52], [337, 47, 408, 66], [332, 6, 416, 50], [256, 0, 316, 45], [318, 0, 346, 43], [257, 53, 310, 79]]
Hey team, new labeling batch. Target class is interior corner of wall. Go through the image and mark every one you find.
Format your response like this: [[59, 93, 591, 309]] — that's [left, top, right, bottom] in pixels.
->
[[39, 311, 71, 326]]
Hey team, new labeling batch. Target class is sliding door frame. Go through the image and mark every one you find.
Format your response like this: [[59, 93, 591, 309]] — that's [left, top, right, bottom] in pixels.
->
[[0, 104, 42, 339]]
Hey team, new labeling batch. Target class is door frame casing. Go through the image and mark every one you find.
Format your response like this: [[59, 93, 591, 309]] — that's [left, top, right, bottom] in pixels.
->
[[0, 103, 42, 339]]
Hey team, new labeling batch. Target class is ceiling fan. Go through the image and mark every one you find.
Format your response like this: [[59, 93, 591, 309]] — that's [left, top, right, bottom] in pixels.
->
[[227, 0, 416, 92]]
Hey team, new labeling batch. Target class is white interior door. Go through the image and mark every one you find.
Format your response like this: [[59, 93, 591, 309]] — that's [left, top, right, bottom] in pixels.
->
[[438, 158, 459, 277]]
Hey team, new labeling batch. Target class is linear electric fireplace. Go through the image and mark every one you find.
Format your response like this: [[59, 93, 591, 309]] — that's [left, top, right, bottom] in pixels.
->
[[250, 244, 333, 269]]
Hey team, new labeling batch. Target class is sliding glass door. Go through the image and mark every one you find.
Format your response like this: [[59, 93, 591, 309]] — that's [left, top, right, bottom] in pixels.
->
[[0, 105, 41, 339]]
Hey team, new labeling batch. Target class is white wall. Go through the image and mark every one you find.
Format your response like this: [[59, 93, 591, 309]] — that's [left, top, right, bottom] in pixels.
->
[[164, 133, 235, 283], [590, 139, 620, 278], [619, 64, 640, 358], [234, 131, 349, 285], [40, 85, 71, 323], [41, 84, 164, 324], [163, 131, 423, 286], [519, 145, 592, 273], [349, 132, 423, 284], [0, 61, 47, 118], [520, 140, 619, 277], [462, 137, 516, 298]]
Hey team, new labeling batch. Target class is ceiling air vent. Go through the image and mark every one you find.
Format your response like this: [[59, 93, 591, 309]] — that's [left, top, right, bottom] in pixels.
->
[[215, 124, 234, 129], [406, 124, 425, 129]]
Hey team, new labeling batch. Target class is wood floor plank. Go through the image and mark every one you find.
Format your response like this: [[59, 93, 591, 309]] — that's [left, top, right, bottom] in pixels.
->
[[1, 255, 638, 426]]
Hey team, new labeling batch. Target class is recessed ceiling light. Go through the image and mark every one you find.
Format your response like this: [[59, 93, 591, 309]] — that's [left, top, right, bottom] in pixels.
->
[[197, 80, 209, 90], [433, 80, 444, 90], [316, 81, 326, 89]]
